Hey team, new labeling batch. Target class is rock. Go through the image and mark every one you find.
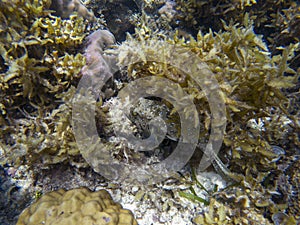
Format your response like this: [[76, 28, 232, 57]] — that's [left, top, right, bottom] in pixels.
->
[[17, 187, 138, 225]]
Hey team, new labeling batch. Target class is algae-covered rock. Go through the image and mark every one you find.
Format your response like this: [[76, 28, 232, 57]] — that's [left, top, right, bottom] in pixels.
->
[[17, 187, 138, 225], [99, 14, 298, 178]]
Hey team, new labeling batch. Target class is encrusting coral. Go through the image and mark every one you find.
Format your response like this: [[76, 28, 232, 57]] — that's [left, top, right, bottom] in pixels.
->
[[81, 29, 117, 97], [16, 187, 138, 225]]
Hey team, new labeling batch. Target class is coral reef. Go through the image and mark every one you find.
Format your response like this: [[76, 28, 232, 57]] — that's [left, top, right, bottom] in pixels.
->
[[0, 0, 299, 224], [103, 14, 298, 173], [17, 187, 138, 225], [0, 0, 104, 167], [89, 12, 299, 222]]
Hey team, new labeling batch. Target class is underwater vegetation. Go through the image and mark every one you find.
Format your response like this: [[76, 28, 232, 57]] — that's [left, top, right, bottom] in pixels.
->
[[0, 0, 299, 224], [104, 14, 298, 222], [0, 0, 104, 167]]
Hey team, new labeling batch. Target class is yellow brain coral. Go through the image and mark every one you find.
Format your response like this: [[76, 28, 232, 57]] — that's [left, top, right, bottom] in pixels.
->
[[17, 187, 138, 225]]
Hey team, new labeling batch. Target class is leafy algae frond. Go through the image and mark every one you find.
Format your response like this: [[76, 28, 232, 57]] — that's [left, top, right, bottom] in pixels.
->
[[0, 0, 101, 167]]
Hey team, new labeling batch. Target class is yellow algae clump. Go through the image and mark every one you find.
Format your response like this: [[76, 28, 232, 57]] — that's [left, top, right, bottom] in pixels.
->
[[0, 0, 102, 167], [17, 187, 138, 225]]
